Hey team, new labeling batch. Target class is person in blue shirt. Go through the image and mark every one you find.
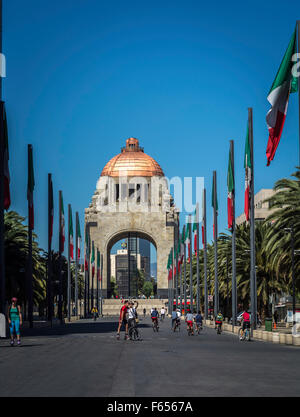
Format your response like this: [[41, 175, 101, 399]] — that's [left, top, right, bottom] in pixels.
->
[[151, 307, 159, 329], [195, 311, 203, 332]]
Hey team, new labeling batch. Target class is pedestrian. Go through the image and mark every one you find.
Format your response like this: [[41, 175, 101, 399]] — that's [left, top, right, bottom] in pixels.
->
[[91, 306, 98, 321], [274, 310, 278, 325], [117, 300, 129, 340], [143, 308, 146, 318], [7, 297, 22, 346]]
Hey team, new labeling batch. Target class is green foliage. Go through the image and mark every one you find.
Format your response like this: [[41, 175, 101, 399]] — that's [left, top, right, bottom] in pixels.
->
[[142, 281, 153, 298]]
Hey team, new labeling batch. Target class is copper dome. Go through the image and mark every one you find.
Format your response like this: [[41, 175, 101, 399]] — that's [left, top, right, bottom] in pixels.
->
[[101, 138, 164, 177]]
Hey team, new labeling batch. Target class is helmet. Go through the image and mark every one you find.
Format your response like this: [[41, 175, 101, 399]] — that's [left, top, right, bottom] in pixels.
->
[[11, 297, 17, 302]]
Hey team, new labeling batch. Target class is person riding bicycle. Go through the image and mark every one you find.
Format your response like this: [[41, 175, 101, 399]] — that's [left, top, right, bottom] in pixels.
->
[[143, 308, 146, 318], [215, 311, 224, 332], [195, 311, 203, 332], [171, 306, 177, 329], [185, 309, 194, 335], [240, 309, 251, 338], [151, 307, 159, 329], [160, 307, 166, 321]]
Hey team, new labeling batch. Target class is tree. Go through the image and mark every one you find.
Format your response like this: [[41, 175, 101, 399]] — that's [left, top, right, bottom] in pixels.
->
[[142, 281, 153, 298], [4, 211, 46, 307]]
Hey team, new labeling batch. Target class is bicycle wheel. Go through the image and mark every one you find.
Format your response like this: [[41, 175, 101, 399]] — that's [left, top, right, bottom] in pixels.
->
[[245, 329, 251, 341], [238, 327, 244, 341]]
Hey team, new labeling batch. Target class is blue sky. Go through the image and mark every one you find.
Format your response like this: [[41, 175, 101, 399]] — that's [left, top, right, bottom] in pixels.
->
[[3, 0, 300, 256]]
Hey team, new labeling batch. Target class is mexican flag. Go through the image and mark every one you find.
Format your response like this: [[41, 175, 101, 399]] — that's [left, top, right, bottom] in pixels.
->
[[227, 148, 234, 230], [180, 229, 185, 264], [91, 241, 95, 277], [192, 207, 198, 255], [59, 192, 65, 253], [266, 27, 298, 166], [84, 230, 89, 271], [185, 221, 191, 263], [167, 250, 173, 281], [97, 250, 100, 281], [77, 215, 81, 259], [27, 145, 35, 230], [2, 103, 10, 210], [69, 206, 74, 260], [244, 126, 251, 222], [49, 177, 54, 245]]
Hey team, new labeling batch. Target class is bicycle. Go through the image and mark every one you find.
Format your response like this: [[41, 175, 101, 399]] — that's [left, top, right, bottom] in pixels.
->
[[187, 322, 194, 336], [173, 318, 181, 332], [195, 322, 203, 334], [216, 322, 222, 334], [152, 319, 159, 332], [129, 320, 142, 341], [239, 325, 251, 341]]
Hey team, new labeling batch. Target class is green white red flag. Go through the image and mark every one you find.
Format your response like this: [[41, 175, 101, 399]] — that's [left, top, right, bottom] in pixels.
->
[[69, 206, 74, 260], [91, 241, 95, 277], [227, 148, 234, 230], [77, 215, 81, 259], [27, 145, 35, 230], [2, 102, 10, 210], [59, 192, 65, 253], [167, 250, 173, 281], [84, 229, 89, 271], [180, 229, 185, 264], [192, 207, 198, 255], [266, 27, 298, 166], [185, 222, 191, 263], [244, 126, 251, 221]]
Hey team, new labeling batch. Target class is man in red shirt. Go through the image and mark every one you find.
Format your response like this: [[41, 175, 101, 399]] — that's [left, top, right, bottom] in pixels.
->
[[117, 300, 129, 340], [241, 309, 251, 337]]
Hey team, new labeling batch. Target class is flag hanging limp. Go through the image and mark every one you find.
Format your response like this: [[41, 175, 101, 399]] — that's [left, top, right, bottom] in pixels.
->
[[266, 27, 298, 166]]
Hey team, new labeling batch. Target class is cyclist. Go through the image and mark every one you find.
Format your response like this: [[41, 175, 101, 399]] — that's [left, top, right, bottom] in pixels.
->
[[240, 309, 251, 339], [195, 310, 203, 332], [215, 311, 224, 333], [117, 300, 129, 340], [143, 308, 146, 318], [7, 297, 22, 346], [91, 306, 98, 321], [185, 309, 194, 335], [160, 306, 166, 321], [151, 307, 159, 329], [171, 306, 177, 330]]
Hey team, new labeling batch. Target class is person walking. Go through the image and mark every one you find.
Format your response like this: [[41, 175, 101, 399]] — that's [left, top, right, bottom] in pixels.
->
[[7, 297, 22, 346], [91, 306, 98, 321], [117, 300, 129, 340]]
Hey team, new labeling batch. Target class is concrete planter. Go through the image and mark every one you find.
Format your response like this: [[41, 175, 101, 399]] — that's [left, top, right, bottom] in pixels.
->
[[234, 326, 240, 334], [279, 333, 286, 344], [256, 330, 263, 339], [292, 335, 300, 346], [285, 334, 293, 345], [262, 331, 269, 341], [272, 332, 280, 344], [267, 332, 273, 342]]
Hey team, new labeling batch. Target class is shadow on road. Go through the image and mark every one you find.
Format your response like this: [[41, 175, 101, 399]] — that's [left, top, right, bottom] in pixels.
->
[[19, 318, 152, 339]]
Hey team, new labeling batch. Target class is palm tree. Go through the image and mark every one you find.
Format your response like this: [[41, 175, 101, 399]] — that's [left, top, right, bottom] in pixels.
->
[[4, 211, 46, 307]]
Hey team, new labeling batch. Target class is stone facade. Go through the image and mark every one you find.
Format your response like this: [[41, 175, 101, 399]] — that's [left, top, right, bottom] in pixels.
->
[[236, 188, 277, 225], [85, 138, 179, 299]]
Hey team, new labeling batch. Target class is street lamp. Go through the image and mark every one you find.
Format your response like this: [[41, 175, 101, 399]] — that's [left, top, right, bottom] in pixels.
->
[[284, 227, 296, 327]]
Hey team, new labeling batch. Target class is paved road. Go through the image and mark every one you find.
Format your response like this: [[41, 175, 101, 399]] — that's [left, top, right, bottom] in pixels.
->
[[0, 317, 300, 397]]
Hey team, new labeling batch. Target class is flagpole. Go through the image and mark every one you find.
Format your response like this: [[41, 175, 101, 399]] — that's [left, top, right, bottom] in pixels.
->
[[249, 108, 256, 334], [213, 171, 219, 317], [188, 215, 193, 313], [179, 233, 182, 314], [298, 20, 300, 167], [47, 174, 52, 323], [96, 248, 99, 312], [196, 203, 200, 313], [203, 188, 208, 319], [27, 145, 34, 328], [67, 204, 71, 322], [58, 190, 63, 324], [230, 141, 237, 328], [0, 0, 5, 316], [75, 211, 79, 317], [183, 225, 187, 316], [100, 253, 103, 317]]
